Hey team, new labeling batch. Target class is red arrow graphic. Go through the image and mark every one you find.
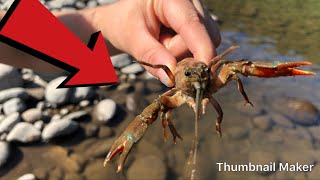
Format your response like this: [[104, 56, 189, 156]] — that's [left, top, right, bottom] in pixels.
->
[[0, 0, 118, 87]]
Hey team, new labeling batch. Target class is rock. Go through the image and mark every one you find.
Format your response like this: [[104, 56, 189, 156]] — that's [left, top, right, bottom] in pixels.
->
[[98, 126, 113, 138], [70, 87, 95, 103], [97, 0, 117, 5], [0, 141, 10, 167], [48, 167, 64, 180], [51, 114, 61, 121], [75, 1, 86, 9], [0, 88, 28, 104], [17, 173, 36, 180], [127, 156, 167, 180], [60, 108, 69, 116], [42, 119, 79, 141], [84, 123, 99, 138], [0, 0, 14, 10], [0, 112, 20, 133], [270, 98, 319, 126], [252, 115, 273, 130], [34, 120, 44, 131], [61, 0, 76, 6], [6, 122, 41, 143], [79, 100, 90, 107], [45, 76, 72, 106], [3, 98, 26, 115], [0, 63, 23, 89], [62, 111, 89, 121], [26, 88, 45, 100], [111, 53, 132, 68], [36, 101, 46, 110], [0, 133, 7, 141], [120, 63, 144, 74], [46, 0, 63, 9], [86, 0, 97, 8], [0, 114, 5, 122], [22, 108, 42, 123], [94, 99, 117, 123]]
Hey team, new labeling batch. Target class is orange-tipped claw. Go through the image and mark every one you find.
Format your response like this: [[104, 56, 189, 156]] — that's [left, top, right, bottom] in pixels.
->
[[104, 133, 135, 172], [277, 61, 315, 76]]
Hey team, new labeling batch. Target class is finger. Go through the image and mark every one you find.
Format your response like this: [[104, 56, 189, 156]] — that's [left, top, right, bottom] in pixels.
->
[[157, 0, 216, 65], [130, 31, 176, 87], [160, 33, 189, 59]]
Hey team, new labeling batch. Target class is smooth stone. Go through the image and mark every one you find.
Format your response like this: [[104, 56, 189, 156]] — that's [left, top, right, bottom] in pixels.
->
[[111, 53, 132, 68], [0, 141, 10, 167], [60, 108, 69, 116], [42, 119, 79, 141], [0, 114, 4, 122], [0, 63, 23, 89], [22, 108, 42, 123], [75, 1, 86, 9], [70, 87, 95, 104], [36, 101, 46, 110], [26, 88, 45, 100], [61, 7, 77, 12], [79, 100, 90, 107], [0, 112, 20, 133], [252, 115, 274, 130], [34, 120, 44, 131], [120, 63, 144, 74], [17, 173, 36, 180], [127, 156, 167, 180], [62, 0, 76, 6], [45, 76, 72, 106], [0, 88, 28, 104], [97, 0, 117, 5], [0, 0, 14, 10], [94, 99, 117, 123], [46, 0, 63, 9], [0, 133, 7, 141], [84, 123, 99, 138], [48, 167, 64, 180], [64, 173, 85, 180], [62, 111, 89, 121], [6, 122, 41, 143], [86, 0, 97, 8], [3, 98, 26, 115], [51, 114, 61, 121]]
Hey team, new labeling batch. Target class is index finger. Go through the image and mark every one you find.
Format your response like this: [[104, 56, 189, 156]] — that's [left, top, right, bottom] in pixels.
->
[[158, 0, 216, 65]]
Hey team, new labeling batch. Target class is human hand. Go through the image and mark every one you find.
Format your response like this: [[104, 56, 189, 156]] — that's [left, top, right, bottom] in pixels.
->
[[92, 0, 220, 86]]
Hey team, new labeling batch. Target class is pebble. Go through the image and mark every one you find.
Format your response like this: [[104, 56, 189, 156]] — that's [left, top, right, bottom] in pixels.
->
[[86, 0, 97, 8], [127, 155, 167, 180], [62, 111, 89, 121], [84, 123, 99, 138], [0, 114, 4, 122], [46, 0, 64, 9], [61, 0, 76, 6], [0, 141, 10, 167], [3, 98, 26, 115], [120, 63, 144, 74], [0, 112, 20, 133], [0, 88, 28, 104], [34, 120, 44, 131], [94, 99, 117, 123], [70, 87, 95, 103], [51, 114, 61, 121], [36, 101, 46, 110], [252, 115, 273, 130], [0, 133, 6, 141], [26, 87, 45, 100], [17, 173, 36, 180], [0, 0, 14, 10], [79, 100, 90, 107], [0, 63, 23, 89], [97, 0, 117, 5], [60, 108, 69, 116], [45, 76, 72, 106], [75, 1, 85, 9], [22, 108, 42, 123], [6, 122, 41, 143], [42, 119, 79, 141], [111, 53, 132, 68]]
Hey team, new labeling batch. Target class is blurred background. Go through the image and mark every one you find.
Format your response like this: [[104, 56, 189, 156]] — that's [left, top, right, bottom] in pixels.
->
[[0, 0, 319, 180]]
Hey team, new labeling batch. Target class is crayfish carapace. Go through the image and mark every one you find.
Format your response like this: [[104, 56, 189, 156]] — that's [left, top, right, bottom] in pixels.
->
[[104, 46, 315, 172]]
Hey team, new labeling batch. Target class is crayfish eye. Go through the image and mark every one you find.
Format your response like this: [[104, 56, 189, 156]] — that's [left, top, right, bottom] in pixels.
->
[[205, 67, 210, 73], [184, 70, 192, 77]]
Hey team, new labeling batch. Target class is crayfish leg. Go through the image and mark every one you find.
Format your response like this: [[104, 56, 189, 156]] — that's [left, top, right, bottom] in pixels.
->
[[208, 96, 223, 137], [165, 110, 183, 144], [231, 75, 254, 107]]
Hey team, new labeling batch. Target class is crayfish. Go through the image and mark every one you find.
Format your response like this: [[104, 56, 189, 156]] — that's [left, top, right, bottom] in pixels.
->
[[104, 46, 315, 172]]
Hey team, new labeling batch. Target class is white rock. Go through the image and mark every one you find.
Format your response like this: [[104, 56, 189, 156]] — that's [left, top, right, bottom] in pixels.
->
[[79, 100, 90, 107], [97, 0, 117, 5], [0, 133, 7, 141], [51, 114, 61, 121], [70, 87, 95, 104], [42, 119, 79, 141], [0, 112, 20, 133], [34, 120, 44, 131], [60, 7, 76, 12], [86, 0, 97, 8], [3, 98, 26, 115], [120, 63, 144, 74], [6, 122, 41, 143], [75, 1, 86, 9], [45, 76, 72, 106], [0, 0, 14, 11], [62, 111, 88, 121], [0, 88, 28, 103], [62, 0, 76, 6], [22, 108, 42, 123], [60, 108, 69, 116], [0, 114, 5, 122], [0, 141, 10, 167], [46, 0, 64, 9], [111, 53, 132, 68], [94, 99, 117, 123], [17, 173, 36, 180]]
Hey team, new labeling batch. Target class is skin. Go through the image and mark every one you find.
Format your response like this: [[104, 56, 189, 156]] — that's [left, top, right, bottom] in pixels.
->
[[0, 0, 220, 87]]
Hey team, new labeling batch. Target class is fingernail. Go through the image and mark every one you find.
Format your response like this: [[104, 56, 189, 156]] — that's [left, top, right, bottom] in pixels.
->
[[158, 70, 174, 87]]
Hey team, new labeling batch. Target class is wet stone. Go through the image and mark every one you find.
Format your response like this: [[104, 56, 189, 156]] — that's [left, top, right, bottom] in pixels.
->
[[279, 150, 315, 165], [45, 76, 72, 106], [84, 138, 115, 158], [62, 111, 89, 121], [86, 0, 97, 8], [120, 63, 144, 74], [0, 112, 20, 133], [97, 0, 117, 5], [6, 122, 41, 143], [64, 173, 85, 180], [93, 99, 117, 124], [17, 173, 36, 180], [22, 108, 42, 123], [75, 1, 85, 9], [127, 155, 167, 180], [26, 87, 45, 100], [42, 119, 79, 141], [70, 87, 95, 104], [3, 98, 26, 115], [0, 141, 10, 167], [79, 100, 90, 107], [34, 120, 44, 131], [0, 63, 23, 90], [84, 123, 99, 138], [111, 53, 132, 68], [0, 88, 28, 103], [252, 115, 274, 130]]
